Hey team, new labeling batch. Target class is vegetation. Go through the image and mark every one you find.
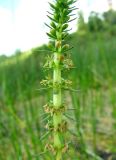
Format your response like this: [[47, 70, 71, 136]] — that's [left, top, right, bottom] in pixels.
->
[[78, 9, 116, 35], [41, 0, 77, 159], [0, 7, 116, 160]]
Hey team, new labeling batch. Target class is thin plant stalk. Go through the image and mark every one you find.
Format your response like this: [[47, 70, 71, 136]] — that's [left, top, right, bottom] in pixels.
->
[[40, 0, 77, 159]]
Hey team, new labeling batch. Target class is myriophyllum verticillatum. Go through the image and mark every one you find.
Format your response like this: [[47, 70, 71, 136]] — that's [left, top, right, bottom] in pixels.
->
[[40, 0, 77, 159]]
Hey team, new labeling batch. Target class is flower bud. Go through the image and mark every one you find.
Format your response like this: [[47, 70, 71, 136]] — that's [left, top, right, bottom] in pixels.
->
[[55, 41, 62, 48], [62, 24, 68, 31], [50, 29, 56, 37], [50, 22, 56, 29], [62, 44, 70, 51], [48, 43, 54, 50]]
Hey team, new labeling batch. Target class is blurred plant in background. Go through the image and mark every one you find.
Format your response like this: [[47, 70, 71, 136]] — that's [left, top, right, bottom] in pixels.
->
[[77, 9, 116, 35]]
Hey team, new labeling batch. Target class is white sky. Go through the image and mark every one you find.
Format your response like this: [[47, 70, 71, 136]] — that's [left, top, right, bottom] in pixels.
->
[[0, 0, 116, 56]]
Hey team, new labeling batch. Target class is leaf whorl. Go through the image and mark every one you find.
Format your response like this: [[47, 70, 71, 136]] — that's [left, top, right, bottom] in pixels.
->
[[47, 0, 77, 41]]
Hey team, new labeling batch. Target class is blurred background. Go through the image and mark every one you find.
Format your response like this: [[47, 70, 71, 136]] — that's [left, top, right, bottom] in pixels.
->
[[0, 0, 116, 159]]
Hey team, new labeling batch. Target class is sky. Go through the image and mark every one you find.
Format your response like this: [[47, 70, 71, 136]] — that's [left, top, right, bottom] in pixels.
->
[[0, 0, 116, 56]]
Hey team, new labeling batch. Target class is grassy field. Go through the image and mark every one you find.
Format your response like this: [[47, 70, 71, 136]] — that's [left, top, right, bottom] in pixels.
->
[[0, 32, 116, 160]]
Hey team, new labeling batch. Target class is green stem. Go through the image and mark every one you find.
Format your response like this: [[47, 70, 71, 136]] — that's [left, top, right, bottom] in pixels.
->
[[53, 52, 62, 160], [43, 1, 77, 158]]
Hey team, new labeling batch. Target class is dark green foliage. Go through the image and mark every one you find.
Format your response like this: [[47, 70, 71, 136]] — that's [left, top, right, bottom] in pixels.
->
[[103, 10, 116, 25], [88, 12, 104, 32], [103, 10, 116, 35], [0, 45, 47, 104], [79, 10, 116, 35], [0, 55, 7, 63]]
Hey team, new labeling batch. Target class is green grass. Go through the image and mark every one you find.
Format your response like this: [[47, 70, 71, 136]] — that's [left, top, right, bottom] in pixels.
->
[[0, 32, 116, 159]]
